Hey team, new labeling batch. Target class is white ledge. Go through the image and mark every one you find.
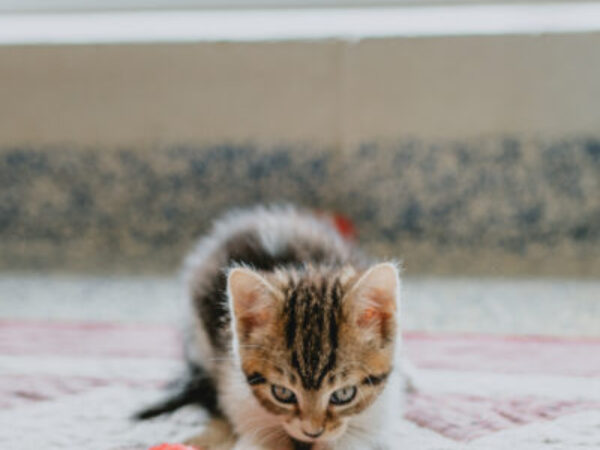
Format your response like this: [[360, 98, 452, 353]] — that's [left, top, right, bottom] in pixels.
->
[[2, 3, 600, 45]]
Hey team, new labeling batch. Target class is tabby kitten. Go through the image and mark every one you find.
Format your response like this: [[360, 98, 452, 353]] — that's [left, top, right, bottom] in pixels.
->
[[139, 206, 407, 450]]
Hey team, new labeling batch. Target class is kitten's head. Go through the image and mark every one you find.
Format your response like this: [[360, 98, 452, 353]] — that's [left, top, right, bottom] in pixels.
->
[[227, 263, 400, 444]]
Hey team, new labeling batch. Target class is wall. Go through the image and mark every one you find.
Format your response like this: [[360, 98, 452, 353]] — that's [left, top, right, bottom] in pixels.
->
[[1, 33, 599, 275]]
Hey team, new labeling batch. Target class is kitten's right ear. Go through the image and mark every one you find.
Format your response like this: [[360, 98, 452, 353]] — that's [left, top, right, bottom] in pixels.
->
[[346, 262, 400, 342], [227, 267, 278, 339]]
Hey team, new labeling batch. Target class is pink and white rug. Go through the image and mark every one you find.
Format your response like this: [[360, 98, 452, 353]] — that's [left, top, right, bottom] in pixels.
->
[[1, 320, 599, 449]]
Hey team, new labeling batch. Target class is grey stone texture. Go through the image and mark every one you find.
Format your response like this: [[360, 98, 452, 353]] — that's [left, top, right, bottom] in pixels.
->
[[1, 137, 598, 276]]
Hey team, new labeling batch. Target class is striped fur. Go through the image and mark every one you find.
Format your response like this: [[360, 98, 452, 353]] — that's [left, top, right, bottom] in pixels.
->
[[143, 206, 406, 449], [284, 274, 342, 390]]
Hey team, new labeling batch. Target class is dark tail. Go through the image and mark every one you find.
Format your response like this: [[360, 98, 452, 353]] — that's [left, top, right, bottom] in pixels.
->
[[134, 363, 220, 420]]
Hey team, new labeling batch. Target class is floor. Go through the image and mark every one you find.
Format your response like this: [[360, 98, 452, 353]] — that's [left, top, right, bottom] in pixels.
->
[[1, 274, 599, 449]]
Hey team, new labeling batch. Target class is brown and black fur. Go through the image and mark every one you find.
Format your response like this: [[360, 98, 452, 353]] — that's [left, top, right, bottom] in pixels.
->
[[136, 206, 367, 419], [136, 206, 402, 450]]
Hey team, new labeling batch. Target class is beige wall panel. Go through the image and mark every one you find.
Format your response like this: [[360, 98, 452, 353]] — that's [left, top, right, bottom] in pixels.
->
[[2, 33, 600, 149], [0, 42, 341, 148], [341, 33, 600, 145]]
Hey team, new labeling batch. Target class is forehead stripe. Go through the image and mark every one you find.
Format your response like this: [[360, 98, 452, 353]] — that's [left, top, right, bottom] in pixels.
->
[[329, 279, 341, 351], [286, 276, 341, 390], [285, 287, 298, 348]]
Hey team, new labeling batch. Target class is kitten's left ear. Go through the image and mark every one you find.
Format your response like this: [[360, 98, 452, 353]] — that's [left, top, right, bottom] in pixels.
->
[[227, 267, 279, 340], [347, 262, 400, 337]]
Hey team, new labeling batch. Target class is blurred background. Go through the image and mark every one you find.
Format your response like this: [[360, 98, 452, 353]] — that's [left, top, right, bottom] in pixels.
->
[[1, 0, 599, 329]]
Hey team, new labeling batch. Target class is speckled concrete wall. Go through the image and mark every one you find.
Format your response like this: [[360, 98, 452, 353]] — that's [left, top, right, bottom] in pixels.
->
[[2, 138, 598, 276]]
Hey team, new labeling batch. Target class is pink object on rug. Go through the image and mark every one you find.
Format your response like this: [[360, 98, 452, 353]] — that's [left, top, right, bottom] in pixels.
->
[[1, 320, 599, 446]]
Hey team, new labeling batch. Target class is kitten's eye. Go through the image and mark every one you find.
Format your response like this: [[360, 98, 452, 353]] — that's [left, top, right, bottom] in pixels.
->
[[271, 384, 297, 404], [330, 386, 357, 405]]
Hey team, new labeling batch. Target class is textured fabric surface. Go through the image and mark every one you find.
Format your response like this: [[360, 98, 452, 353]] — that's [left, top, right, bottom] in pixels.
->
[[1, 321, 599, 449]]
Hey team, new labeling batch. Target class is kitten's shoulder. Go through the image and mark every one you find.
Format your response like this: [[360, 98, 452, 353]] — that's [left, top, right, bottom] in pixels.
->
[[183, 205, 361, 354], [184, 205, 358, 280]]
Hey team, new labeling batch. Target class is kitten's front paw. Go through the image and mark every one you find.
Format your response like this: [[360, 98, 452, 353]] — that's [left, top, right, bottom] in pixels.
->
[[231, 440, 278, 450], [184, 417, 237, 450], [232, 434, 294, 450]]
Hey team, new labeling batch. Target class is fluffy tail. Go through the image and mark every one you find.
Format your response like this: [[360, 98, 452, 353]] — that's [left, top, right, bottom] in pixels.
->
[[134, 363, 219, 420]]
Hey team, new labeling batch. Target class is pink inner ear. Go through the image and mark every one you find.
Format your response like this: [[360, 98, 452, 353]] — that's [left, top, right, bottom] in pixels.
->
[[238, 292, 270, 326], [228, 268, 275, 337], [357, 307, 379, 327], [370, 286, 397, 312], [235, 294, 273, 338], [239, 309, 271, 335], [351, 264, 399, 335], [356, 287, 395, 327]]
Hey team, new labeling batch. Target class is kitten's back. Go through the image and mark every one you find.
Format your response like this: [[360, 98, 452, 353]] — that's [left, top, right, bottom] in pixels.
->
[[185, 206, 361, 353]]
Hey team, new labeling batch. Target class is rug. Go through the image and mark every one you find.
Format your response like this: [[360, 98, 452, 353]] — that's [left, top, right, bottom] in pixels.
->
[[1, 320, 599, 449]]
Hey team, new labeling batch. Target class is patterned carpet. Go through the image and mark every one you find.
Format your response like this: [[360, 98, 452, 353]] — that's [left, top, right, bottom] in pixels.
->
[[1, 320, 599, 449]]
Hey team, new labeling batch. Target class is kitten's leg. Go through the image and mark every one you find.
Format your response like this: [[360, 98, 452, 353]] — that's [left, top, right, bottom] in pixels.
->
[[231, 436, 269, 450], [185, 417, 237, 450], [231, 431, 294, 450], [184, 418, 292, 450]]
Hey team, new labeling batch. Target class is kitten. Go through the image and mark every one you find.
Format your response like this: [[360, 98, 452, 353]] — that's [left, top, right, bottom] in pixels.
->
[[138, 206, 407, 450]]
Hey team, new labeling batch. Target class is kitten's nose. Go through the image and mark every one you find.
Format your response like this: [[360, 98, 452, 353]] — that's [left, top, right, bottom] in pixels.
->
[[302, 428, 324, 438]]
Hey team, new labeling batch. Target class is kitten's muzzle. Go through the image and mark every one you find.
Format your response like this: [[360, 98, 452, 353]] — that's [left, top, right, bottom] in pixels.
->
[[301, 428, 324, 439]]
